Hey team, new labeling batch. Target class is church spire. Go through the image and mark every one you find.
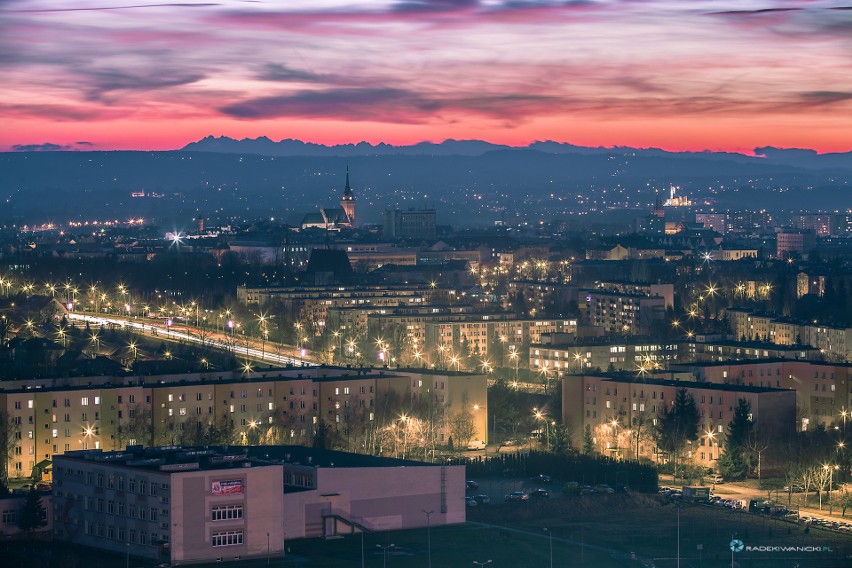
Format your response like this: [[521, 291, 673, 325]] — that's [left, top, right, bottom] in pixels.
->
[[342, 162, 353, 200]]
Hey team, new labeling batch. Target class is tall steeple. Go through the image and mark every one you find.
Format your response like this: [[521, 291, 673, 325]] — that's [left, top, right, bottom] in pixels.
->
[[340, 162, 355, 226]]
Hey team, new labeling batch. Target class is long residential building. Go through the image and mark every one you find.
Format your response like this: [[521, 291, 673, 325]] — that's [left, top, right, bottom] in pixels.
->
[[0, 366, 487, 482], [562, 373, 796, 471], [236, 285, 444, 328], [54, 445, 465, 565], [671, 359, 852, 431], [582, 288, 667, 335], [726, 308, 852, 361]]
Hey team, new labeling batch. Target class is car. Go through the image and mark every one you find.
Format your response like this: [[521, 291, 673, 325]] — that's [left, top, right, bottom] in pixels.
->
[[501, 439, 517, 447], [594, 484, 615, 494], [710, 474, 724, 484], [528, 488, 549, 499], [467, 439, 486, 450], [563, 481, 580, 495], [505, 491, 528, 502], [473, 494, 491, 505], [530, 474, 552, 484], [579, 485, 595, 495], [466, 480, 480, 490], [465, 497, 478, 507]]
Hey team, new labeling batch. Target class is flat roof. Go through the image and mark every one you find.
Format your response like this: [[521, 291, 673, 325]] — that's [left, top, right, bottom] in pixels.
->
[[573, 373, 789, 393], [672, 359, 852, 369], [55, 445, 437, 472]]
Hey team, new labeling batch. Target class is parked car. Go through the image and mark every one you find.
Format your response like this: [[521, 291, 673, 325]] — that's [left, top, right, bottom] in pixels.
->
[[594, 484, 615, 494], [579, 485, 595, 495], [530, 474, 552, 484], [466, 480, 480, 490], [710, 474, 724, 484], [528, 488, 549, 499], [473, 494, 491, 505], [505, 491, 528, 502], [563, 481, 580, 495], [465, 497, 479, 507], [467, 439, 486, 450]]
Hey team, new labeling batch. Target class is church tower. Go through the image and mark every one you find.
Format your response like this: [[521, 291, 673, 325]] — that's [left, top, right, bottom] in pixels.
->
[[340, 164, 356, 227]]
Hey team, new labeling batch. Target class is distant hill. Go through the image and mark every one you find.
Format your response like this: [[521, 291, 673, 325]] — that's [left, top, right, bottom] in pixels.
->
[[181, 136, 852, 170]]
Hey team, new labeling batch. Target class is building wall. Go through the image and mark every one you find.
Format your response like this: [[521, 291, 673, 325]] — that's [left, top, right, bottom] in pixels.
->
[[673, 360, 851, 430], [170, 466, 284, 564], [283, 464, 464, 540], [0, 369, 488, 480], [562, 375, 796, 470], [0, 493, 52, 537]]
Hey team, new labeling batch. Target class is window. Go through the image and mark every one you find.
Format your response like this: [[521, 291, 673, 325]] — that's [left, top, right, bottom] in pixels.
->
[[212, 530, 244, 547], [2, 510, 17, 525], [211, 505, 244, 521]]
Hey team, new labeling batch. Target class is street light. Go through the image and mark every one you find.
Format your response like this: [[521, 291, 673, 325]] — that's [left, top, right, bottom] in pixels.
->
[[376, 544, 395, 568], [422, 509, 434, 568], [543, 528, 553, 568]]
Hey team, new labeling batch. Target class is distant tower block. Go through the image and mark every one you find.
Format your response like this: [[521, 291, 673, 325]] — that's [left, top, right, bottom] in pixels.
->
[[197, 215, 205, 233], [340, 164, 356, 227]]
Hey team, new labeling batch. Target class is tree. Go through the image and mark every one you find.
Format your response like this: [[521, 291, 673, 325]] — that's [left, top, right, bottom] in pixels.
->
[[313, 420, 332, 450], [718, 399, 754, 481], [0, 411, 20, 480], [550, 422, 574, 455], [18, 488, 47, 534], [654, 388, 699, 477], [449, 409, 476, 448], [718, 447, 749, 480], [583, 424, 595, 456]]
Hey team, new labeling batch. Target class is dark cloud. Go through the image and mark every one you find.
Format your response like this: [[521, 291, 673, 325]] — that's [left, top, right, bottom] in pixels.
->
[[81, 68, 205, 101], [0, 103, 105, 120], [8, 3, 219, 13], [710, 8, 801, 17], [12, 143, 73, 151], [257, 64, 332, 83], [799, 91, 852, 105], [75, 141, 94, 146], [219, 86, 556, 122], [393, 0, 479, 13], [220, 87, 427, 121]]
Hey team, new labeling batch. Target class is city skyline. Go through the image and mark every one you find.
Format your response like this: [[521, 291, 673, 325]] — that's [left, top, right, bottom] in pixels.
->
[[3, 0, 852, 153]]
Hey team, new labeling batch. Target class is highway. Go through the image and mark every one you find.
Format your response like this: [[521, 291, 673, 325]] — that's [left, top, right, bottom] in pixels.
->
[[66, 312, 316, 368]]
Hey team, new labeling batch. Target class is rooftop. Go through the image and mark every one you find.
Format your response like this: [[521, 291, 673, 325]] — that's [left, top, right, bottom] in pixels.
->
[[575, 372, 790, 393], [56, 444, 435, 472]]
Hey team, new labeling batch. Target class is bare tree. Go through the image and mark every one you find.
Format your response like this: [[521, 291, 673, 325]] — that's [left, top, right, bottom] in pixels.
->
[[0, 411, 20, 480]]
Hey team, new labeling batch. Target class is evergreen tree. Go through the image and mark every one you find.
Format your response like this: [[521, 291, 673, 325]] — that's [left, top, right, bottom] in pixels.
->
[[654, 388, 699, 477], [18, 488, 47, 534], [583, 424, 595, 455], [718, 399, 753, 481]]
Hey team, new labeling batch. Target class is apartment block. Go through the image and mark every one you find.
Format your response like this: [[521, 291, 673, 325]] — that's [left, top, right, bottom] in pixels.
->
[[53, 445, 464, 564], [671, 359, 851, 430], [0, 367, 487, 481], [582, 288, 667, 335], [562, 374, 796, 471]]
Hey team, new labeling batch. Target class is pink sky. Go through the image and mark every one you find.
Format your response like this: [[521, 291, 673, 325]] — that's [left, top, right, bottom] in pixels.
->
[[2, 1, 851, 153]]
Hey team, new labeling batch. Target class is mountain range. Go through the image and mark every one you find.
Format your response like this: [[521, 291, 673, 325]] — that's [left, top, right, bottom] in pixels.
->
[[181, 136, 852, 171]]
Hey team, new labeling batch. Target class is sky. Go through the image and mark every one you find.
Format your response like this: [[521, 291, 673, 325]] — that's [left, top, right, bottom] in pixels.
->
[[1, 0, 851, 153]]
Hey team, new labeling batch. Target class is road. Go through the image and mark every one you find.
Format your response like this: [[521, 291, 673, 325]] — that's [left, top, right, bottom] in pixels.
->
[[660, 474, 851, 525], [67, 312, 316, 368]]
